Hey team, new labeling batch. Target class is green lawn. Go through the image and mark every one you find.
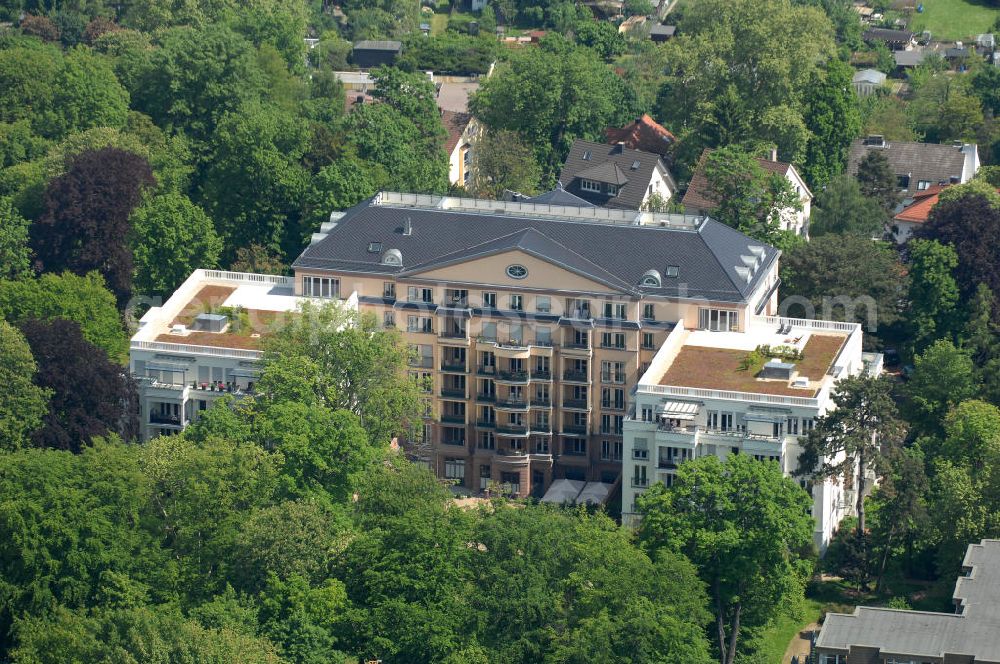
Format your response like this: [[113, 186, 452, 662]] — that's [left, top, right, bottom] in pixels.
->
[[755, 598, 824, 664], [907, 0, 1000, 40], [430, 12, 450, 36]]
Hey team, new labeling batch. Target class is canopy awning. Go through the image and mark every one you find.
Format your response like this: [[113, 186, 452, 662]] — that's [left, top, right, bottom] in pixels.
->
[[659, 401, 700, 420]]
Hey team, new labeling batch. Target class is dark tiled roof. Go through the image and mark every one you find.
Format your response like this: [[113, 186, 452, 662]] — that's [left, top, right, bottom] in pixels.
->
[[441, 110, 472, 155], [650, 24, 676, 36], [681, 148, 803, 213], [557, 139, 675, 210], [293, 195, 778, 303], [353, 40, 402, 51], [863, 28, 914, 43], [604, 114, 676, 157], [525, 186, 595, 207], [846, 139, 972, 190]]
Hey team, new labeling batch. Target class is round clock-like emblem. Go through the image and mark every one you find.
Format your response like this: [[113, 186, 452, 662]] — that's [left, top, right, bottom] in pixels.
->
[[506, 264, 528, 279]]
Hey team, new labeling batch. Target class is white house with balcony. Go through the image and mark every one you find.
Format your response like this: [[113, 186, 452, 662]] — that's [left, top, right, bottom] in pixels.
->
[[130, 269, 358, 441], [622, 315, 881, 552]]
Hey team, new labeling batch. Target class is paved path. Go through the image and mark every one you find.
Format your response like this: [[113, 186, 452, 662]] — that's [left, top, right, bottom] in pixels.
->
[[783, 622, 818, 664]]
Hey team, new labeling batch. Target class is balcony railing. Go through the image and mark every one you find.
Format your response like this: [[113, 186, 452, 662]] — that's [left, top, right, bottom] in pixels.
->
[[601, 402, 627, 412], [497, 424, 528, 435], [476, 393, 496, 403], [631, 477, 649, 488], [657, 459, 679, 469], [440, 388, 466, 399], [658, 422, 698, 434], [476, 419, 496, 429], [409, 357, 433, 368], [476, 365, 497, 376], [563, 342, 591, 351], [530, 370, 552, 381], [562, 424, 588, 435], [440, 414, 466, 424], [563, 370, 589, 382], [441, 361, 467, 372], [149, 412, 182, 426], [599, 428, 623, 437], [563, 398, 589, 409], [496, 398, 528, 410], [498, 370, 529, 383], [530, 398, 551, 408], [440, 330, 469, 339]]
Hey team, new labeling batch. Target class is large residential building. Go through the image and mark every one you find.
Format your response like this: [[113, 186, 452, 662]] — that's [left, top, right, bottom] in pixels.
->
[[815, 539, 1000, 663], [682, 148, 813, 236], [557, 139, 677, 210], [622, 312, 878, 551], [290, 192, 783, 498], [129, 269, 357, 441], [847, 135, 980, 195]]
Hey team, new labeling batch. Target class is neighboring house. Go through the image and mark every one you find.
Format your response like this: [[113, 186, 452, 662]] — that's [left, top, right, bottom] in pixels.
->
[[863, 27, 915, 50], [851, 68, 887, 96], [649, 24, 676, 42], [291, 191, 793, 500], [506, 183, 596, 207], [350, 40, 402, 68], [623, 313, 877, 552], [815, 539, 1000, 663], [847, 135, 980, 195], [604, 114, 676, 159], [891, 183, 948, 244], [130, 269, 358, 441], [618, 15, 647, 34], [682, 148, 814, 236], [893, 48, 929, 69], [442, 110, 479, 188], [557, 139, 678, 210]]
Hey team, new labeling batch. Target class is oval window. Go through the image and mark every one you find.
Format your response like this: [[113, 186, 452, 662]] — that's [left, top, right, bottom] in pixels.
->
[[506, 264, 528, 279]]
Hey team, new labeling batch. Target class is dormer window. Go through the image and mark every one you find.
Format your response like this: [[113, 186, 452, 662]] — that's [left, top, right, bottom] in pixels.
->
[[607, 184, 620, 196], [665, 266, 679, 277], [581, 179, 600, 193], [582, 150, 592, 161], [640, 269, 661, 287]]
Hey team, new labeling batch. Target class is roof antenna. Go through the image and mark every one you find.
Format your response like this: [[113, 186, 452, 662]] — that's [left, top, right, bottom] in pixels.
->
[[403, 216, 413, 236]]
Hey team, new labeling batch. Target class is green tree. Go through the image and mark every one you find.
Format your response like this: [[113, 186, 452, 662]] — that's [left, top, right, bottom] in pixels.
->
[[702, 146, 802, 244], [574, 20, 626, 60], [909, 75, 984, 143], [470, 38, 635, 179], [0, 320, 49, 451], [809, 174, 886, 237], [132, 24, 265, 148], [226, 0, 309, 73], [130, 192, 222, 296], [798, 375, 904, 545], [46, 46, 130, 140], [470, 129, 543, 199], [855, 148, 898, 213], [861, 95, 917, 141], [305, 156, 389, 228], [867, 448, 929, 591], [905, 239, 959, 355], [638, 454, 813, 664], [780, 235, 905, 336], [260, 301, 423, 447], [0, 197, 31, 280], [0, 271, 128, 362], [198, 103, 310, 259], [904, 340, 978, 438], [801, 58, 861, 187]]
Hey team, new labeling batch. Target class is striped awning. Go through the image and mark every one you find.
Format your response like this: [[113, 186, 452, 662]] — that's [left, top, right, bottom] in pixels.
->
[[659, 401, 700, 420]]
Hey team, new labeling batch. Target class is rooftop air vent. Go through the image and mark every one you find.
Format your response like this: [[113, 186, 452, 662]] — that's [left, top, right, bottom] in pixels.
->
[[170, 324, 187, 335], [760, 359, 795, 380], [193, 313, 228, 333], [631, 160, 641, 170], [582, 150, 592, 161], [665, 265, 679, 277], [791, 377, 809, 388]]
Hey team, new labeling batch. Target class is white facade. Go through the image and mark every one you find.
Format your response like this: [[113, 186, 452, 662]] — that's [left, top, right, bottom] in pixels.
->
[[130, 269, 357, 441], [447, 117, 480, 188], [622, 315, 878, 553]]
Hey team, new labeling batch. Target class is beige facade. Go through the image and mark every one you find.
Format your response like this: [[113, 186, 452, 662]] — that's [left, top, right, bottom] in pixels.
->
[[294, 248, 780, 499]]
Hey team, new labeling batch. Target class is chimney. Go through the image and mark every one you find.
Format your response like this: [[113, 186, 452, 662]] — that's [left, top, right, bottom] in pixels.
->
[[403, 217, 413, 236], [614, 141, 626, 154]]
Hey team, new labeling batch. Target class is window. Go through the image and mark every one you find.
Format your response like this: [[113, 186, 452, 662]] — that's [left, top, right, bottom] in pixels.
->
[[442, 428, 466, 446], [818, 656, 845, 664], [603, 302, 627, 319], [802, 417, 815, 433], [383, 311, 395, 328], [607, 184, 619, 196], [506, 264, 528, 280], [601, 332, 626, 349], [444, 458, 465, 480], [568, 438, 587, 455], [535, 326, 551, 346], [642, 332, 655, 349], [479, 431, 495, 449], [510, 294, 523, 311], [600, 414, 624, 435], [916, 180, 931, 191], [581, 179, 601, 193], [614, 440, 623, 460], [482, 291, 497, 308], [407, 316, 433, 333], [786, 417, 799, 435], [480, 322, 497, 341], [665, 265, 679, 277], [535, 295, 551, 313], [896, 174, 911, 190], [601, 440, 612, 460], [601, 387, 625, 410], [698, 308, 739, 332], [601, 361, 626, 384], [582, 150, 592, 161], [303, 276, 340, 298], [632, 464, 648, 487], [383, 282, 395, 298], [407, 286, 433, 303], [641, 406, 653, 422], [642, 303, 655, 320]]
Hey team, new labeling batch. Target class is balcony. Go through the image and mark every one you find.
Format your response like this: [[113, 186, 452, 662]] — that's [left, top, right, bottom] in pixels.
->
[[600, 374, 627, 385], [562, 398, 590, 410], [599, 428, 623, 438], [529, 398, 551, 408], [476, 419, 497, 429], [657, 422, 698, 434], [497, 370, 529, 384], [149, 412, 183, 426], [530, 370, 552, 381], [562, 369, 589, 383], [440, 413, 466, 424], [561, 424, 588, 435], [657, 458, 680, 470], [529, 424, 552, 435], [561, 342, 592, 357], [476, 393, 496, 404], [440, 361, 467, 373], [562, 308, 592, 321], [495, 398, 528, 411], [440, 387, 467, 399], [476, 365, 497, 377], [601, 402, 627, 412], [496, 424, 529, 437]]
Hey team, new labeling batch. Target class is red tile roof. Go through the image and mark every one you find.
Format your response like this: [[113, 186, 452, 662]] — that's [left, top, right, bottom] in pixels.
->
[[893, 185, 948, 224], [681, 148, 800, 212], [442, 110, 472, 156], [604, 114, 675, 156]]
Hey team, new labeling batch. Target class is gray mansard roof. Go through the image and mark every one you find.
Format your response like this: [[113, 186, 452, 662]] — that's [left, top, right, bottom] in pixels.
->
[[293, 193, 777, 303]]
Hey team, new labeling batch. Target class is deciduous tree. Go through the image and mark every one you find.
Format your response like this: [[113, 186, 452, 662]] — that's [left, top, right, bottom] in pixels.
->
[[904, 340, 978, 438], [809, 174, 886, 238], [0, 320, 49, 451], [638, 454, 813, 664], [905, 239, 959, 355], [470, 129, 543, 199], [801, 58, 862, 187], [855, 149, 898, 213], [0, 197, 31, 280], [31, 147, 155, 307]]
